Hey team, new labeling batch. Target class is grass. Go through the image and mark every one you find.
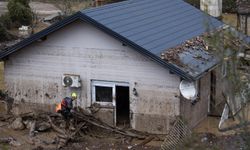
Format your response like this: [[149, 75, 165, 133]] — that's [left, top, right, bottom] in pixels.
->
[[0, 144, 9, 150]]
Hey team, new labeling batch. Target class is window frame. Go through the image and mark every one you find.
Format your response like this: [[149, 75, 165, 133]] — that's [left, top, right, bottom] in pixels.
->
[[91, 80, 129, 107]]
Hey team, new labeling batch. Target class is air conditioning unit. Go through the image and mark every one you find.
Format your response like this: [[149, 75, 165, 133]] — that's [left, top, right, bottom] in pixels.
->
[[62, 74, 81, 88]]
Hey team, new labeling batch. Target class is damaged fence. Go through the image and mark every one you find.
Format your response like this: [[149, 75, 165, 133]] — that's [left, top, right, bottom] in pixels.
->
[[161, 117, 191, 150]]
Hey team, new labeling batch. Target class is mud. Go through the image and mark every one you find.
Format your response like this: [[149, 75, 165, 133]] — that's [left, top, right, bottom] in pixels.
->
[[0, 122, 161, 150]]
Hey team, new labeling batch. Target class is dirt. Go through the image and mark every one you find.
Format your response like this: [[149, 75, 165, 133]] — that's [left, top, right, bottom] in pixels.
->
[[223, 13, 237, 28], [0, 123, 161, 150], [179, 132, 248, 150]]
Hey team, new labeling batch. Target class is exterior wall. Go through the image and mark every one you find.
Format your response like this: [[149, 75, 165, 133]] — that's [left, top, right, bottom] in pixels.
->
[[4, 20, 180, 134], [180, 73, 211, 128], [200, 0, 222, 18]]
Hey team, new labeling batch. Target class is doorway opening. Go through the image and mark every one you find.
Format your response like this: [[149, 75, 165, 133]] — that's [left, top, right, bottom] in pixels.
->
[[116, 86, 130, 126]]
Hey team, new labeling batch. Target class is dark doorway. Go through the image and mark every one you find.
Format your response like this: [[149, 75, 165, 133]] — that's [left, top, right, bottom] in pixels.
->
[[210, 71, 216, 114], [116, 86, 130, 126]]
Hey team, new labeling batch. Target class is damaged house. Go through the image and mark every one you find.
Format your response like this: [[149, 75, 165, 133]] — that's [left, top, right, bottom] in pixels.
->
[[0, 0, 223, 134]]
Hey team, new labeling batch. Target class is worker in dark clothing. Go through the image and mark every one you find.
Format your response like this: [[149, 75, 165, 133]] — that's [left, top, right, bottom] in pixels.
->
[[59, 92, 77, 129]]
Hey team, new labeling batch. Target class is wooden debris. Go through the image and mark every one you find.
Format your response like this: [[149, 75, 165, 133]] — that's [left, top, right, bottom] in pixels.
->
[[29, 120, 36, 137], [0, 109, 147, 149], [47, 116, 66, 135], [72, 111, 145, 139]]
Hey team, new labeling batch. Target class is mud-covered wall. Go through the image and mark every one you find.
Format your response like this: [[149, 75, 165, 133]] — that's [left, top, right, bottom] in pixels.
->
[[4, 20, 180, 134], [180, 73, 211, 128]]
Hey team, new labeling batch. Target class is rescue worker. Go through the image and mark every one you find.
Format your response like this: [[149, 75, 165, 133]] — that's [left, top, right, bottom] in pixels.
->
[[59, 92, 77, 129]]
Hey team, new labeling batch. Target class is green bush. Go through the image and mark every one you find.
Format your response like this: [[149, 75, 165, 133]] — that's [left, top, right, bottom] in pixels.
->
[[223, 0, 236, 13], [0, 13, 12, 29], [185, 0, 200, 9], [0, 24, 9, 42], [7, 0, 32, 26]]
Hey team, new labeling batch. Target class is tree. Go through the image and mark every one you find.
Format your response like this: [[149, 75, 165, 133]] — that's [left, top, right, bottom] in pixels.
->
[[206, 26, 250, 130], [185, 0, 200, 9], [7, 0, 33, 26], [223, 0, 237, 13], [0, 24, 10, 42]]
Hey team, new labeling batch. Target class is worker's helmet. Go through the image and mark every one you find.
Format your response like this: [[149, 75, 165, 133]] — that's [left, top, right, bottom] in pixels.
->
[[71, 92, 77, 100]]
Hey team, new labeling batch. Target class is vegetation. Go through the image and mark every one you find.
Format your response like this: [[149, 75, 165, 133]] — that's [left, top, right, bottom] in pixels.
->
[[185, 0, 200, 9], [0, 24, 10, 42], [0, 13, 12, 30], [7, 0, 33, 27], [0, 0, 34, 42], [205, 23, 250, 136], [223, 0, 237, 13]]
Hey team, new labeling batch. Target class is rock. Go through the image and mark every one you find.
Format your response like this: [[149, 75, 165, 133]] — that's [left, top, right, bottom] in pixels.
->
[[23, 120, 33, 129], [201, 137, 208, 143], [11, 117, 25, 130], [37, 122, 51, 132]]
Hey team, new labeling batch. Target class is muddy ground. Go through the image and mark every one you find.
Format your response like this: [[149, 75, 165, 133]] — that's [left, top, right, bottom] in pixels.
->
[[1, 102, 250, 150], [0, 103, 161, 150]]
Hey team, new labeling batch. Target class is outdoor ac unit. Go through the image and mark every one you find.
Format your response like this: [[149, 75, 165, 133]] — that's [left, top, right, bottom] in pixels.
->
[[62, 74, 81, 88]]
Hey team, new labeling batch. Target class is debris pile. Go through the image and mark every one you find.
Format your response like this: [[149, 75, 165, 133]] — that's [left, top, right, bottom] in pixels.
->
[[161, 35, 208, 67], [0, 108, 148, 149]]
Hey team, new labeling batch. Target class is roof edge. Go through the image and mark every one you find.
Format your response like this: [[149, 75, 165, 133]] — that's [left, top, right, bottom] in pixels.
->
[[0, 11, 197, 80], [78, 13, 196, 80]]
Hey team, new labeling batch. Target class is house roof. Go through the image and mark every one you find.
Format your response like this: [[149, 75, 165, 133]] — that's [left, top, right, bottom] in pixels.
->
[[0, 0, 223, 80]]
